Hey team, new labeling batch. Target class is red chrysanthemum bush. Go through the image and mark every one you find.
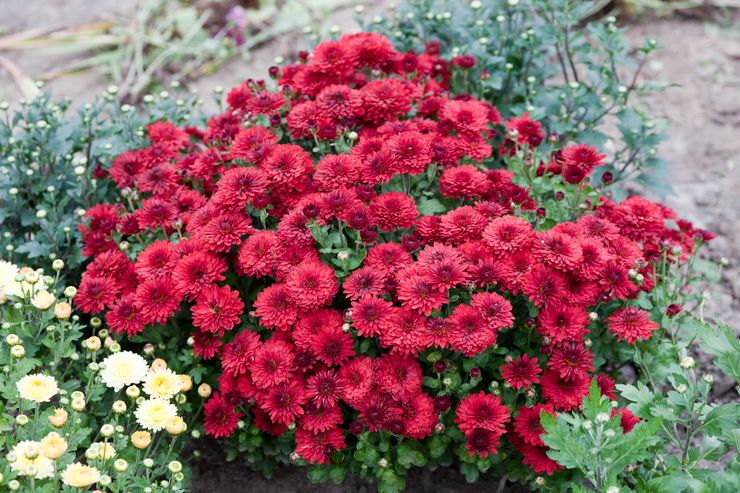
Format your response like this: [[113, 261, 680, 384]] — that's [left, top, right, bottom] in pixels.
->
[[74, 33, 715, 490]]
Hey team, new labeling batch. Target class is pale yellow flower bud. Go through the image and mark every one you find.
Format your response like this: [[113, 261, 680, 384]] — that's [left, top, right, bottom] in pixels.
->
[[197, 383, 212, 398], [131, 431, 152, 449], [54, 302, 72, 319]]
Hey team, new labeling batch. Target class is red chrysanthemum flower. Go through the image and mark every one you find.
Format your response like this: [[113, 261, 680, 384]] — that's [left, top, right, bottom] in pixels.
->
[[358, 394, 401, 431], [75, 275, 119, 314], [191, 330, 223, 360], [350, 295, 393, 337], [250, 339, 295, 389], [295, 426, 347, 465], [596, 373, 617, 399], [515, 440, 563, 475], [195, 213, 254, 253], [439, 206, 488, 242], [448, 304, 497, 357], [522, 265, 566, 308], [364, 242, 413, 276], [464, 427, 503, 458], [398, 393, 436, 440], [455, 392, 510, 436], [547, 343, 594, 381], [260, 144, 313, 186], [106, 294, 145, 336], [361, 148, 398, 185], [212, 166, 268, 212], [229, 126, 279, 164], [191, 285, 244, 335], [439, 165, 489, 199], [300, 403, 344, 433], [396, 271, 448, 316], [482, 216, 534, 254], [306, 369, 345, 409], [315, 85, 362, 121], [470, 292, 514, 331], [514, 403, 556, 446], [135, 240, 175, 280], [440, 99, 489, 137], [378, 306, 428, 354], [252, 407, 289, 437], [135, 280, 181, 325], [310, 326, 355, 366], [259, 379, 307, 425], [540, 370, 590, 411], [221, 329, 261, 376], [606, 306, 659, 344], [343, 266, 386, 300], [386, 131, 433, 175], [292, 308, 343, 351], [314, 154, 361, 190], [501, 354, 542, 390], [532, 231, 582, 271], [371, 192, 419, 232], [599, 261, 638, 300], [109, 150, 144, 188], [376, 353, 423, 400], [505, 113, 544, 147], [136, 198, 177, 231], [537, 303, 590, 345], [338, 357, 375, 408], [253, 284, 299, 330], [360, 79, 413, 124], [285, 260, 338, 311], [613, 408, 640, 433], [204, 393, 243, 438], [172, 251, 228, 301], [236, 231, 279, 279]]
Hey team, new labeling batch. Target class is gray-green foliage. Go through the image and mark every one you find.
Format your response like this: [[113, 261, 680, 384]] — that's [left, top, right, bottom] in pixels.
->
[[361, 0, 668, 197], [0, 86, 201, 278]]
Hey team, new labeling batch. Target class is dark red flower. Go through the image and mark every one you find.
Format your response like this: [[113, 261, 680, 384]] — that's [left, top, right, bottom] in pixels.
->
[[204, 393, 243, 438], [501, 354, 542, 390]]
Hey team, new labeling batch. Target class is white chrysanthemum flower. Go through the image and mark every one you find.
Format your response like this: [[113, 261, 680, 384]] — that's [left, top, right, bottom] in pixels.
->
[[0, 260, 22, 297], [100, 351, 149, 391], [135, 398, 178, 432], [143, 367, 182, 400], [16, 374, 59, 403], [61, 462, 101, 488], [8, 441, 54, 479]]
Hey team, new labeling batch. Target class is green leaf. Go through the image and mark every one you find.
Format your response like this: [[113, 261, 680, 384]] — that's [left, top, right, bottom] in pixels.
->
[[417, 197, 446, 216], [703, 404, 740, 438], [617, 382, 655, 419], [605, 419, 661, 479]]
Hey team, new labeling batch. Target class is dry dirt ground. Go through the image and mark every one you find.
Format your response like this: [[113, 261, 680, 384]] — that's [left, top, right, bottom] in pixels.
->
[[1, 2, 738, 492]]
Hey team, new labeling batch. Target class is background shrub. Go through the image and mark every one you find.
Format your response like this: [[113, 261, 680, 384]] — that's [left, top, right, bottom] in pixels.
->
[[0, 87, 200, 279]]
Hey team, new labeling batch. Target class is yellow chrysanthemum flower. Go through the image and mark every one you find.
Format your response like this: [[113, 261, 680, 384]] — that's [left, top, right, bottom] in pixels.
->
[[31, 289, 55, 310], [40, 432, 68, 459], [143, 367, 182, 400], [134, 398, 178, 432], [16, 374, 59, 403], [61, 462, 101, 488]]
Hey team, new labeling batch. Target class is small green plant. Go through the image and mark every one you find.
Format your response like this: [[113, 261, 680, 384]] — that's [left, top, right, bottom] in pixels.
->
[[0, 85, 200, 279]]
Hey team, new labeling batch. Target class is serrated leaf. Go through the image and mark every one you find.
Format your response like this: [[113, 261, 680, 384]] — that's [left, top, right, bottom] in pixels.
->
[[703, 404, 740, 438]]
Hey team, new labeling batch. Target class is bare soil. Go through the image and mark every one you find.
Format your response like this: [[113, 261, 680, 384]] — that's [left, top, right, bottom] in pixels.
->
[[1, 2, 738, 492]]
